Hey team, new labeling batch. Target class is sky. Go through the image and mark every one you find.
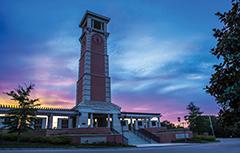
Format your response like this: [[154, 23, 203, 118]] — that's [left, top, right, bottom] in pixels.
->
[[0, 0, 232, 122]]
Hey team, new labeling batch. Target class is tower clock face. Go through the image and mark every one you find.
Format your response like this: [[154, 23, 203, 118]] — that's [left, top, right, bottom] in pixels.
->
[[92, 34, 102, 44]]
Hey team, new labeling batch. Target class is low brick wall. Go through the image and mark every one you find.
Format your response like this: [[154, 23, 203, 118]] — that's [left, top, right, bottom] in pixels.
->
[[139, 128, 193, 143], [31, 128, 123, 144], [69, 134, 123, 144], [46, 127, 112, 136]]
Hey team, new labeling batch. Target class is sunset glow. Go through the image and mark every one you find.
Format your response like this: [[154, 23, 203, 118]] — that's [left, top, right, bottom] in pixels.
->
[[0, 0, 231, 122]]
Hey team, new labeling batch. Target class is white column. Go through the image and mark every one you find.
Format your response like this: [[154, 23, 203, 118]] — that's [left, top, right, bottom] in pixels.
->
[[90, 113, 94, 128], [112, 114, 121, 133], [76, 115, 80, 128], [135, 118, 139, 130], [78, 112, 88, 128], [107, 114, 111, 128], [47, 114, 53, 129], [68, 117, 73, 128], [147, 118, 151, 128], [41, 118, 47, 129], [0, 117, 4, 129], [158, 117, 161, 127], [144, 118, 147, 128], [130, 117, 133, 130], [57, 118, 62, 129]]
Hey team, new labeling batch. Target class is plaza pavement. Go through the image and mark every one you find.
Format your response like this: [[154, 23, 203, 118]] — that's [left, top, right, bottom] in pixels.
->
[[0, 138, 239, 153]]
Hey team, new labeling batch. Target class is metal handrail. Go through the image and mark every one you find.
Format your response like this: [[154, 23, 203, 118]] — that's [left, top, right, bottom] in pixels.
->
[[111, 128, 128, 145], [133, 129, 152, 143]]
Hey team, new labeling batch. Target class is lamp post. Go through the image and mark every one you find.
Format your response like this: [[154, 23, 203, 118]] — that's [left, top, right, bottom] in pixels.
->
[[208, 115, 215, 137]]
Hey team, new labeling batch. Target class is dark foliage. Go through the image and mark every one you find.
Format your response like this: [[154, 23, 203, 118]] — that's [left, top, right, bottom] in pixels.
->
[[161, 120, 176, 129], [185, 102, 210, 135], [206, 0, 240, 136], [2, 84, 40, 136]]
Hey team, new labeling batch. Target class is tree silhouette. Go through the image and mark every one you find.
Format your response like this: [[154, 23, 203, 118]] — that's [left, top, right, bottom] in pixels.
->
[[3, 84, 40, 137], [206, 0, 240, 134], [185, 102, 204, 134]]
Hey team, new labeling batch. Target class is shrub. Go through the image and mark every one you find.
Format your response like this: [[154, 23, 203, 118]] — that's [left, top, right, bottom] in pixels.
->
[[30, 136, 47, 143], [1, 134, 18, 141], [192, 135, 216, 142], [47, 136, 71, 145], [19, 135, 32, 142], [0, 133, 71, 145]]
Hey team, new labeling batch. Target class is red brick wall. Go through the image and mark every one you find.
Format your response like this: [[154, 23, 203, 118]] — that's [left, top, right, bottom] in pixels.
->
[[69, 135, 123, 144], [106, 135, 123, 144], [31, 128, 123, 144], [90, 34, 106, 101], [46, 127, 112, 135], [76, 79, 83, 104], [91, 53, 105, 75], [91, 76, 106, 101], [81, 35, 87, 55], [140, 128, 193, 143], [155, 131, 193, 143], [91, 34, 104, 53], [76, 35, 87, 104]]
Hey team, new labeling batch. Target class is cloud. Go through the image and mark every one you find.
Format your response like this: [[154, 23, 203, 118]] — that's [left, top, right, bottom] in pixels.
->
[[110, 34, 199, 78], [112, 79, 156, 92], [158, 83, 198, 94], [186, 74, 207, 80]]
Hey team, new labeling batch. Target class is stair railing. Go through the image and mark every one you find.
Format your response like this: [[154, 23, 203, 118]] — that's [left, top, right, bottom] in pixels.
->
[[111, 128, 128, 145], [133, 129, 152, 143]]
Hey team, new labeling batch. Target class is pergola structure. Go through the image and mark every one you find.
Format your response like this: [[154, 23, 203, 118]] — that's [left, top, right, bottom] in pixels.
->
[[0, 105, 161, 131]]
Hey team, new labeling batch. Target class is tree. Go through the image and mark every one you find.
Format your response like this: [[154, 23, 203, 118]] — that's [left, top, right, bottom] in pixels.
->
[[161, 120, 176, 129], [185, 102, 205, 134], [3, 84, 40, 137], [206, 0, 240, 134]]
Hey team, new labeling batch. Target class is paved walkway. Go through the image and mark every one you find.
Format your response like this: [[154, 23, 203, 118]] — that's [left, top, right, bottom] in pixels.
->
[[136, 143, 189, 147]]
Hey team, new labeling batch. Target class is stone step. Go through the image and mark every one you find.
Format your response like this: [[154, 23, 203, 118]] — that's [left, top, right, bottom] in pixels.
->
[[123, 131, 152, 145]]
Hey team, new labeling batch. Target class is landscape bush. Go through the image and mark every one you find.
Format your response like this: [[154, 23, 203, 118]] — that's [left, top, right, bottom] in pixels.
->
[[0, 133, 18, 141], [30, 136, 48, 143], [193, 135, 216, 142], [0, 133, 71, 145], [47, 136, 71, 144], [173, 135, 217, 143]]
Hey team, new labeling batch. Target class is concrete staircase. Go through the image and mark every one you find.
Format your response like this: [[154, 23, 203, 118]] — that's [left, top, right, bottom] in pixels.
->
[[123, 130, 154, 145]]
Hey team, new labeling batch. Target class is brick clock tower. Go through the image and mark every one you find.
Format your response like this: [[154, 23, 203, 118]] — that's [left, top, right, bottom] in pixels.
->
[[77, 11, 110, 104], [75, 11, 121, 132]]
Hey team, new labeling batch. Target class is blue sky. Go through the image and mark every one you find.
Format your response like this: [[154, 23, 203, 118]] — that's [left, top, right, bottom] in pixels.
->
[[0, 0, 231, 121]]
